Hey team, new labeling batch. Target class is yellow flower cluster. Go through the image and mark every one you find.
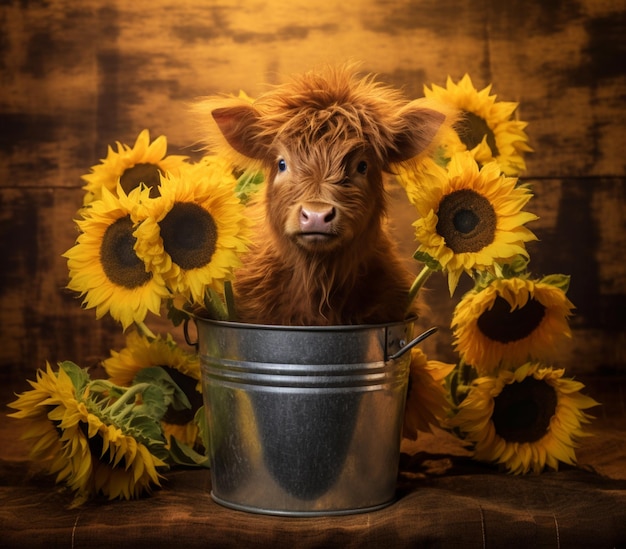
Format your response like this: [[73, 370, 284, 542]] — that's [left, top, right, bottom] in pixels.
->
[[8, 362, 168, 506], [8, 74, 600, 508], [63, 131, 251, 330], [423, 73, 532, 177], [8, 328, 208, 505], [399, 75, 598, 474], [10, 130, 253, 504], [103, 331, 204, 449]]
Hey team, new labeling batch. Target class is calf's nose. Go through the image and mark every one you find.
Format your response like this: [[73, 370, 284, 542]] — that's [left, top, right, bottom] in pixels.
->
[[300, 205, 336, 232]]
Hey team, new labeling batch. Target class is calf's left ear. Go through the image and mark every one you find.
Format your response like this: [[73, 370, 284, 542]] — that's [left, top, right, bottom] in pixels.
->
[[387, 101, 449, 164]]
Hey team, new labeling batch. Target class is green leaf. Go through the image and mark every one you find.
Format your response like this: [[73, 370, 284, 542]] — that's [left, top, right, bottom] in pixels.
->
[[499, 255, 530, 278], [167, 302, 191, 327], [539, 273, 571, 293], [168, 436, 210, 468], [224, 280, 237, 321], [235, 170, 264, 203], [203, 287, 229, 320], [472, 268, 497, 292], [133, 366, 191, 413], [58, 361, 91, 394], [413, 250, 442, 271], [128, 414, 169, 459], [433, 145, 451, 168], [132, 383, 169, 420], [194, 406, 210, 460]]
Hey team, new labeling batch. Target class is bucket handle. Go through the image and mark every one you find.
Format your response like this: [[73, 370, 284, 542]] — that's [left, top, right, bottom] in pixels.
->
[[388, 326, 438, 361], [183, 318, 198, 349]]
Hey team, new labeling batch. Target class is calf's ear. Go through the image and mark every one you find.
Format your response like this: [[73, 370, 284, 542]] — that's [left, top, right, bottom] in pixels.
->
[[387, 100, 451, 164], [193, 97, 269, 169], [212, 104, 267, 161]]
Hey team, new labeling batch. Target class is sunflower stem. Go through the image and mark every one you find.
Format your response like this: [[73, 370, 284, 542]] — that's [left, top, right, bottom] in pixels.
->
[[108, 382, 153, 418], [406, 265, 433, 311], [204, 288, 229, 320], [135, 321, 156, 341], [224, 281, 237, 321]]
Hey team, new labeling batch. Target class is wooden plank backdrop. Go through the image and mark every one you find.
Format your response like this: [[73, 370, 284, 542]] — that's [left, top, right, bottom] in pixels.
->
[[0, 0, 625, 382]]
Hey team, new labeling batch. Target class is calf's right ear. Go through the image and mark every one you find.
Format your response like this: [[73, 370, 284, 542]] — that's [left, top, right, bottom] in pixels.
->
[[212, 104, 267, 160], [193, 97, 269, 168]]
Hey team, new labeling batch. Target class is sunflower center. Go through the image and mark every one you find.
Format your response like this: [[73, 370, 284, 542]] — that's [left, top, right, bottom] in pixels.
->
[[436, 189, 497, 253], [159, 202, 217, 270], [120, 163, 162, 197], [492, 377, 557, 443], [100, 216, 152, 289], [161, 366, 203, 426], [456, 111, 500, 157], [477, 295, 546, 343], [453, 209, 479, 233]]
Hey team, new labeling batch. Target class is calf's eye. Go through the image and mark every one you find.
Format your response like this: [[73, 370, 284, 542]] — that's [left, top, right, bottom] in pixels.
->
[[278, 158, 287, 172], [356, 160, 368, 175]]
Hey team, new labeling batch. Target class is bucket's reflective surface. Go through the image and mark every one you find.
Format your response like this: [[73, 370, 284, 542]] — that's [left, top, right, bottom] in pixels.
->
[[197, 318, 414, 516]]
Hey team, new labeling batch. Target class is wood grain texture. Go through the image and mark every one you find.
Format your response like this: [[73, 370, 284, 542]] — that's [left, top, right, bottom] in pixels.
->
[[1, 418, 626, 548], [0, 0, 625, 377]]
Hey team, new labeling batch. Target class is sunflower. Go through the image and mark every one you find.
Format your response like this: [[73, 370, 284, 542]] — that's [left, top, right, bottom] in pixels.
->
[[403, 348, 455, 440], [103, 330, 203, 448], [6, 362, 82, 485], [81, 129, 189, 205], [424, 74, 532, 176], [133, 156, 250, 306], [404, 151, 537, 294], [63, 185, 171, 330], [448, 362, 599, 474], [7, 361, 167, 505], [453, 274, 574, 375]]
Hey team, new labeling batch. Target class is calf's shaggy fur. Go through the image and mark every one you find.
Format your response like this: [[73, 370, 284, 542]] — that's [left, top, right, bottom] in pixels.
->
[[197, 65, 447, 326]]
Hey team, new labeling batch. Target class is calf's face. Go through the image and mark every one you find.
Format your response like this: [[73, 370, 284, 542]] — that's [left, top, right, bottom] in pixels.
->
[[207, 77, 447, 256], [266, 135, 384, 254]]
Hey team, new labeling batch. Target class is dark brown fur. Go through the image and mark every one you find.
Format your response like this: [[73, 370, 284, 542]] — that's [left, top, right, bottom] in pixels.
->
[[196, 65, 448, 325]]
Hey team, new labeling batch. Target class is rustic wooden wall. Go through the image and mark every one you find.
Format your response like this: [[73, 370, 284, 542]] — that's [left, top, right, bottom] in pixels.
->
[[1, 0, 624, 381]]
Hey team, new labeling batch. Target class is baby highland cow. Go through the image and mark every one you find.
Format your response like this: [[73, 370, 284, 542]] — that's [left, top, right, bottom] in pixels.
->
[[197, 65, 447, 326]]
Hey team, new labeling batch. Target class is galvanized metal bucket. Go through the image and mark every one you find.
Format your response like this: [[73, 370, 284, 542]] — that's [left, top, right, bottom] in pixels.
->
[[192, 317, 435, 516]]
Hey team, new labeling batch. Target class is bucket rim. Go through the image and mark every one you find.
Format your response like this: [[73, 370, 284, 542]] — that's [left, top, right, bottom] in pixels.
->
[[191, 315, 417, 333]]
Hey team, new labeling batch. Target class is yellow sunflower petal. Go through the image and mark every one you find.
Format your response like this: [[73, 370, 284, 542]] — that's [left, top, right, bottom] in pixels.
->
[[423, 74, 532, 176], [81, 129, 189, 205], [134, 156, 251, 305], [403, 348, 455, 440], [63, 186, 170, 329]]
